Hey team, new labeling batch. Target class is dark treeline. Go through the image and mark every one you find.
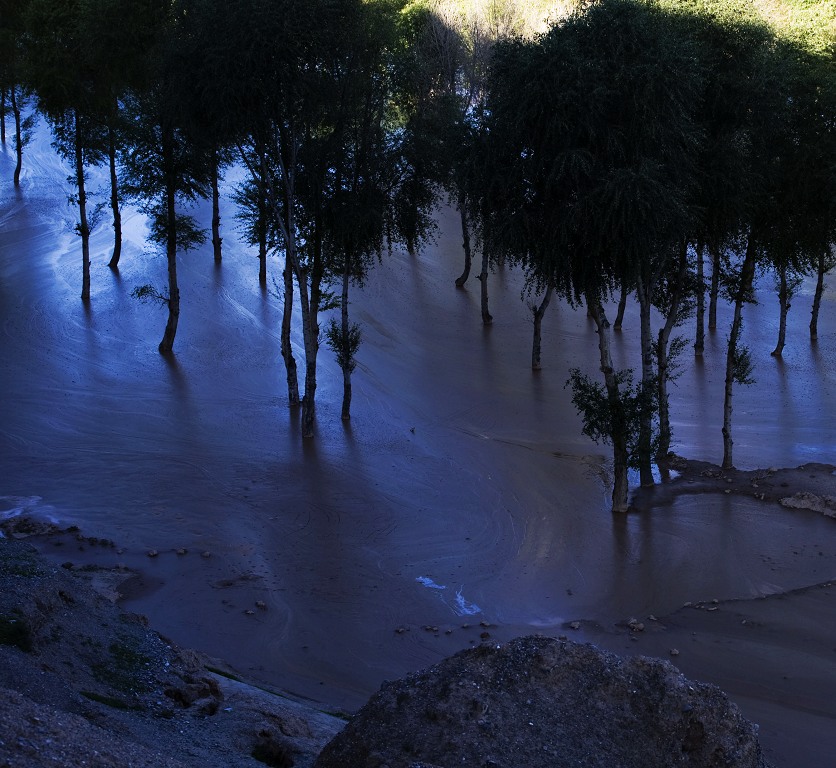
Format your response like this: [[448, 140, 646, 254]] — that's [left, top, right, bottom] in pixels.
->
[[1, 0, 834, 508]]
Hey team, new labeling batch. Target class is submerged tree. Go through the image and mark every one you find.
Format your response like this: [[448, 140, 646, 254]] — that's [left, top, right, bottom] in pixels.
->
[[479, 0, 705, 508], [24, 0, 108, 301], [0, 0, 35, 186], [121, 2, 210, 354]]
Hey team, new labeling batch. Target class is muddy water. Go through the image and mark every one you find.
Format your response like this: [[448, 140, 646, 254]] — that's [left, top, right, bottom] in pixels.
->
[[2, 125, 835, 765]]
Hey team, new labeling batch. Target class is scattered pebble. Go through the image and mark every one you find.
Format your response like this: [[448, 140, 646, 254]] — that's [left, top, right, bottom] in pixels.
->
[[201, 551, 211, 558], [255, 600, 266, 610], [670, 648, 680, 656], [395, 626, 408, 634], [176, 548, 188, 556], [480, 631, 491, 639], [244, 609, 255, 616], [569, 621, 580, 630], [147, 550, 158, 558]]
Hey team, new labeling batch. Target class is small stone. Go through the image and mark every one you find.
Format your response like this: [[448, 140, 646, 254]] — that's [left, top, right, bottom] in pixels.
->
[[480, 631, 491, 639], [244, 609, 255, 615], [395, 626, 408, 634], [201, 551, 211, 558], [647, 615, 658, 622], [147, 550, 158, 558], [176, 548, 188, 556], [670, 648, 680, 656], [569, 621, 580, 630], [480, 621, 492, 628], [255, 600, 266, 610], [724, 489, 731, 494]]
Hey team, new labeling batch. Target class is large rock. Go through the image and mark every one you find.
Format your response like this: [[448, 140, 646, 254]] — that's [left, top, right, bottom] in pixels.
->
[[315, 636, 767, 768]]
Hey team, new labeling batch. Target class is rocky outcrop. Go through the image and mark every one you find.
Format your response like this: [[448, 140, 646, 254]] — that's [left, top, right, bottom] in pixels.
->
[[315, 636, 768, 768], [0, 537, 343, 768], [780, 492, 836, 518]]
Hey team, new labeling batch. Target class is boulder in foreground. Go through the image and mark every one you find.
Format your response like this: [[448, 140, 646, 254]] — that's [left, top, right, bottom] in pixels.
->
[[315, 636, 767, 768]]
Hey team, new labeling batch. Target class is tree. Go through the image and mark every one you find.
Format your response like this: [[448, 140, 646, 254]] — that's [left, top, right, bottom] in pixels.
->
[[122, 2, 210, 354], [479, 0, 705, 509], [0, 0, 35, 186], [82, 0, 167, 269], [24, 0, 109, 301]]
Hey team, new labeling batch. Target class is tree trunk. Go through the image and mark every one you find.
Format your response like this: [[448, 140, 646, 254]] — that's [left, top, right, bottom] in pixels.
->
[[721, 235, 756, 469], [635, 274, 655, 487], [11, 86, 22, 187], [257, 180, 268, 288], [694, 239, 705, 355], [771, 263, 788, 357], [280, 260, 300, 405], [531, 282, 554, 370], [708, 243, 720, 331], [211, 149, 222, 262], [159, 128, 179, 355], [657, 242, 688, 464], [74, 112, 91, 303], [340, 264, 352, 420], [478, 248, 492, 324], [810, 250, 825, 341], [614, 283, 628, 330], [297, 270, 319, 438], [587, 295, 630, 513], [454, 191, 472, 288], [106, 119, 122, 269]]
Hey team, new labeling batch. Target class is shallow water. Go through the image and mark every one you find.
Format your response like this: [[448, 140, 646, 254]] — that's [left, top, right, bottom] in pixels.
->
[[2, 122, 835, 762]]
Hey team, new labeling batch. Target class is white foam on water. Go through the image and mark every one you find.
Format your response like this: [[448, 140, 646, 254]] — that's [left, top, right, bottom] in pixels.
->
[[416, 576, 446, 590], [454, 586, 481, 616], [0, 495, 43, 520]]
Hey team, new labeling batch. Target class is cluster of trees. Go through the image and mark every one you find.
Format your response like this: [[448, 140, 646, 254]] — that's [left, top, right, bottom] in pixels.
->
[[2, 0, 834, 509], [475, 0, 835, 509]]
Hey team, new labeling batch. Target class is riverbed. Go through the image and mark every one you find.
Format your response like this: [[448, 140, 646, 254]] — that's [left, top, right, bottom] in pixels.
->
[[1, 122, 835, 766]]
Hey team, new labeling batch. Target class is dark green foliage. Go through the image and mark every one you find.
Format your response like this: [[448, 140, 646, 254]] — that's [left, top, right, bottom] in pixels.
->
[[131, 284, 168, 306], [731, 341, 755, 387], [325, 319, 362, 374], [566, 368, 658, 469], [91, 637, 154, 694]]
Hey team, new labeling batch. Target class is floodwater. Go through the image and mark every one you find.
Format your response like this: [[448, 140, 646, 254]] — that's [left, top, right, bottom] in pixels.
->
[[2, 123, 835, 766]]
